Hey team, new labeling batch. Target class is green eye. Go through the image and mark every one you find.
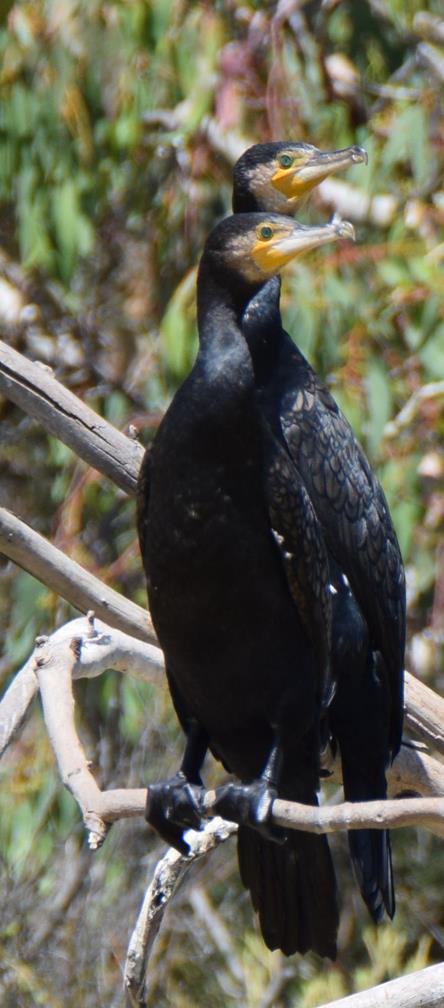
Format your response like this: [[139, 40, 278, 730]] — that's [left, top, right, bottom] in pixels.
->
[[259, 225, 273, 240], [278, 153, 294, 169]]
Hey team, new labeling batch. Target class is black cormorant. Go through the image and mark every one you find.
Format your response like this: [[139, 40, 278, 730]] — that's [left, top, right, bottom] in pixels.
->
[[232, 141, 368, 214], [138, 213, 355, 958], [230, 141, 406, 924]]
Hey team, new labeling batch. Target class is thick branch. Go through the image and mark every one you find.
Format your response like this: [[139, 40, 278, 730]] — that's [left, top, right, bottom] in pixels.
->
[[0, 339, 143, 495], [91, 787, 444, 839], [270, 795, 444, 840], [31, 614, 163, 845], [388, 742, 444, 799], [317, 962, 444, 1008], [404, 671, 444, 755], [0, 507, 155, 644], [0, 653, 39, 756]]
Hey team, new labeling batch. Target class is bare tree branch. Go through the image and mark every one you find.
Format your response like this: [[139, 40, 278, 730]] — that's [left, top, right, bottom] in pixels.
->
[[387, 741, 444, 800], [404, 671, 444, 756], [414, 12, 444, 45], [124, 818, 237, 1006], [32, 613, 162, 845], [417, 42, 444, 85], [0, 652, 39, 756], [316, 961, 444, 1008], [0, 507, 155, 644], [0, 338, 143, 495], [269, 795, 444, 840]]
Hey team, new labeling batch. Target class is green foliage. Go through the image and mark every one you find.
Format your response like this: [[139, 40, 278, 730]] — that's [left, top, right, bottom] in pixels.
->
[[1, 0, 444, 1005]]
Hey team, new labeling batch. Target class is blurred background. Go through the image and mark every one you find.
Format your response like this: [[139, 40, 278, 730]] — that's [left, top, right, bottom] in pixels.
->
[[0, 1, 443, 1005]]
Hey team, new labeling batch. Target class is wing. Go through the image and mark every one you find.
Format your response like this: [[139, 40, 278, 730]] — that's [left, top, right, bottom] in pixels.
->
[[263, 430, 334, 712], [274, 342, 405, 756]]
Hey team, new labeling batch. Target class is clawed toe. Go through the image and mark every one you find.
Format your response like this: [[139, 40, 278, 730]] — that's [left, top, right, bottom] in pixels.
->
[[213, 780, 285, 844], [146, 773, 205, 854]]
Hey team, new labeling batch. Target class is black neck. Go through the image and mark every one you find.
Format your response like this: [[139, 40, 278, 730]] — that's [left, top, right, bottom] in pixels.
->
[[232, 186, 261, 214], [197, 255, 263, 350]]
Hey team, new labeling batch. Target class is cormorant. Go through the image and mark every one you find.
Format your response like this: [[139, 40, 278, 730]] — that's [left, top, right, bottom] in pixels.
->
[[232, 141, 368, 214], [138, 213, 355, 958], [231, 141, 406, 924]]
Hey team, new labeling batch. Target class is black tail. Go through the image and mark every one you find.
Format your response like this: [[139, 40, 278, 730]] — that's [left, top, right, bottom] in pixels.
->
[[330, 577, 395, 922], [336, 661, 395, 922], [347, 820, 394, 922], [238, 822, 338, 958]]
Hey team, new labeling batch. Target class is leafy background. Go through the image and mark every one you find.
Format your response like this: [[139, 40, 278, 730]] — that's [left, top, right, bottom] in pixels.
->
[[0, 1, 443, 1005]]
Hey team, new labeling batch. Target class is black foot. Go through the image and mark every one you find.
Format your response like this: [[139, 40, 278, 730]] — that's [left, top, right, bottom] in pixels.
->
[[213, 779, 285, 844], [146, 772, 205, 855]]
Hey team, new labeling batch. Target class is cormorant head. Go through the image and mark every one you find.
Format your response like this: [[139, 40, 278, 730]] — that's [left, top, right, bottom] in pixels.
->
[[203, 212, 355, 287], [233, 142, 368, 213]]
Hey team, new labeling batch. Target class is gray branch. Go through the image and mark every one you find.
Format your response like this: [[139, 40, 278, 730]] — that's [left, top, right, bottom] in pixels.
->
[[0, 506, 155, 646], [0, 338, 143, 495], [317, 962, 444, 1008]]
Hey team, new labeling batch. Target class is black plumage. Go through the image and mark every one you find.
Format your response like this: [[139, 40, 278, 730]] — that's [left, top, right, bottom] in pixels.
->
[[231, 141, 405, 922], [137, 213, 353, 957]]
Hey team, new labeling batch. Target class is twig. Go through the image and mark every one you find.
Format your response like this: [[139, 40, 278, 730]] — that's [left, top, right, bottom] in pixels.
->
[[384, 381, 444, 439], [315, 961, 444, 1008], [0, 507, 155, 644], [189, 886, 245, 986], [257, 963, 295, 1008], [417, 42, 444, 84], [28, 840, 90, 952], [124, 819, 237, 1006], [414, 13, 444, 45], [0, 339, 143, 496]]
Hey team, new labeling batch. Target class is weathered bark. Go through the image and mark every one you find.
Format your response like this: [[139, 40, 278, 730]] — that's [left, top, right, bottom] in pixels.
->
[[0, 338, 143, 495]]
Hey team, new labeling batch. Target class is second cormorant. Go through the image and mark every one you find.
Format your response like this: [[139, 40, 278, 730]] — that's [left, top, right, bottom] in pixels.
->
[[230, 141, 406, 923]]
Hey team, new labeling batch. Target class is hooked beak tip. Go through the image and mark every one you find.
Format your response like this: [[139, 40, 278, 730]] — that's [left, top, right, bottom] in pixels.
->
[[330, 214, 355, 241], [350, 145, 368, 166]]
